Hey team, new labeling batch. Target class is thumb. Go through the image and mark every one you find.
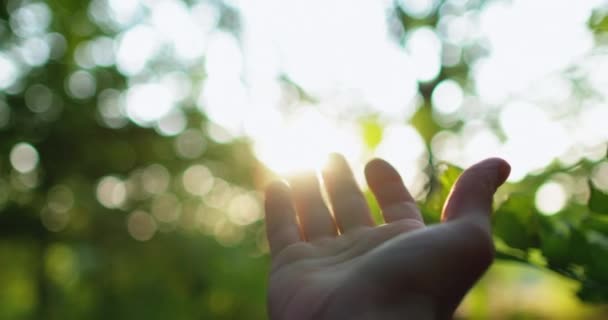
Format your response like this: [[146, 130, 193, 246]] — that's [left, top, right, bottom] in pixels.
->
[[434, 158, 510, 315], [441, 158, 511, 224]]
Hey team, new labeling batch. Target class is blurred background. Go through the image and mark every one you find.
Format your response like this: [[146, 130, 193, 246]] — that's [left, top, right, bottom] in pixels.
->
[[2, 0, 608, 318]]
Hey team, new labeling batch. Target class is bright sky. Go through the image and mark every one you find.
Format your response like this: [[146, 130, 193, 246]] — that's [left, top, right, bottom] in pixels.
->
[[231, 0, 607, 187], [117, 0, 607, 202], [3, 0, 608, 206]]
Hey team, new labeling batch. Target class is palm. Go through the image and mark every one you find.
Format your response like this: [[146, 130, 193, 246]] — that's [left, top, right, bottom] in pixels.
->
[[269, 220, 424, 320], [265, 155, 510, 320]]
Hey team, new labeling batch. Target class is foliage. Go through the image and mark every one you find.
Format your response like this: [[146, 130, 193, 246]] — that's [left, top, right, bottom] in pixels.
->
[[1, 0, 608, 319], [419, 158, 608, 303], [0, 1, 267, 319]]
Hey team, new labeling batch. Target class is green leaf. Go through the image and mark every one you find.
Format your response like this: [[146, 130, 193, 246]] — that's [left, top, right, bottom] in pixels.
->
[[539, 219, 572, 267], [493, 193, 539, 250], [583, 215, 608, 240], [577, 280, 608, 303], [421, 163, 462, 224], [578, 238, 608, 302], [589, 181, 608, 214], [364, 189, 384, 225], [589, 10, 608, 34], [410, 104, 441, 145], [569, 228, 593, 266], [359, 117, 384, 150]]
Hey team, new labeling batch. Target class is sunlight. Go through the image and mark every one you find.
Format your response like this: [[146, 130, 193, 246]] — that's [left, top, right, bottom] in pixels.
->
[[252, 108, 363, 175], [475, 0, 594, 104], [125, 83, 175, 126], [499, 101, 569, 181], [150, 0, 205, 61], [398, 0, 438, 19], [535, 181, 568, 215], [431, 79, 463, 114], [106, 0, 142, 26], [115, 25, 160, 76], [0, 53, 18, 90], [10, 143, 39, 173], [375, 124, 429, 198], [81, 0, 608, 184], [406, 27, 442, 82]]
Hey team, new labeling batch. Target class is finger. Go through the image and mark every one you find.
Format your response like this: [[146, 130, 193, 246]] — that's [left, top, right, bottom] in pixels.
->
[[441, 158, 511, 226], [322, 154, 374, 233], [365, 158, 424, 224], [264, 181, 302, 256], [289, 172, 337, 240]]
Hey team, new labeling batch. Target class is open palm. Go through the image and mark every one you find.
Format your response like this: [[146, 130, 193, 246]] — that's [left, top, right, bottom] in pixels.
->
[[265, 154, 510, 320]]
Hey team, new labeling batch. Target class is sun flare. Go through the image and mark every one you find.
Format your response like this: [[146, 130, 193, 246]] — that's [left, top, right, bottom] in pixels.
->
[[251, 109, 363, 176]]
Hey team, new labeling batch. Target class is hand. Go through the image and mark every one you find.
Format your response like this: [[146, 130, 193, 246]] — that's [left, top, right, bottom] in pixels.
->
[[264, 154, 510, 320]]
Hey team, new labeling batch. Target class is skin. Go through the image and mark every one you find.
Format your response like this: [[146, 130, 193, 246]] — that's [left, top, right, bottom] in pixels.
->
[[264, 154, 511, 320]]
